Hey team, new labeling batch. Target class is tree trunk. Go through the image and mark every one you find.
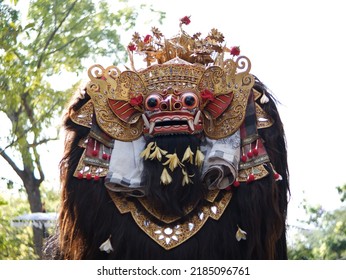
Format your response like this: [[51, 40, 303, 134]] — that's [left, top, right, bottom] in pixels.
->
[[0, 148, 45, 258], [24, 173, 44, 259]]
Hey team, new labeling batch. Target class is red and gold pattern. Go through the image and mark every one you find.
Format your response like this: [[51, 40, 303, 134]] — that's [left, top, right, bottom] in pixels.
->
[[86, 54, 254, 141]]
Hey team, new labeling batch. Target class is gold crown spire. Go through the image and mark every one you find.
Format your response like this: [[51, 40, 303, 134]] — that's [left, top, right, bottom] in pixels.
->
[[127, 16, 239, 69]]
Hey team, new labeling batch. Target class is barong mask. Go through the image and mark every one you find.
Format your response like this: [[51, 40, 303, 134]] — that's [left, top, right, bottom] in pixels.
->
[[84, 20, 254, 141], [55, 17, 288, 254], [69, 17, 270, 195]]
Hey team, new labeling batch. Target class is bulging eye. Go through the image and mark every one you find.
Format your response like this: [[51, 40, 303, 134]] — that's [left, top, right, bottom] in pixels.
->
[[147, 97, 158, 107], [182, 93, 198, 109], [145, 94, 161, 110]]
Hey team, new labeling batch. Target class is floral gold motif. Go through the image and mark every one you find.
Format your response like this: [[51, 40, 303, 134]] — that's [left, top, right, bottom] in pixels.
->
[[70, 100, 93, 128]]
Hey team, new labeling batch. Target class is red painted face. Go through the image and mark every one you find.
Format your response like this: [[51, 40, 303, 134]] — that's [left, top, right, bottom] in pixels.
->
[[142, 87, 203, 136]]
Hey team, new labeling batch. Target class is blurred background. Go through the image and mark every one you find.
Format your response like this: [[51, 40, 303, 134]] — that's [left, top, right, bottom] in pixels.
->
[[1, 0, 345, 259]]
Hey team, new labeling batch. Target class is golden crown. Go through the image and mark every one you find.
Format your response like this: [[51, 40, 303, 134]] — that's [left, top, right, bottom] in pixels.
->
[[85, 16, 254, 141], [127, 16, 230, 67]]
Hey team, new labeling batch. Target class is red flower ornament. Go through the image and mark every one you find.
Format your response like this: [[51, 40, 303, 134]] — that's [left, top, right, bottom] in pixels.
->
[[230, 46, 240, 56], [180, 16, 191, 25], [201, 89, 215, 102], [143, 34, 152, 44], [129, 95, 143, 106], [128, 43, 136, 52]]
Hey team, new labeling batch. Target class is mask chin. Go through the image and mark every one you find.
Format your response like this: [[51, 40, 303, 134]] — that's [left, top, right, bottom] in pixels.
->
[[141, 134, 206, 217]]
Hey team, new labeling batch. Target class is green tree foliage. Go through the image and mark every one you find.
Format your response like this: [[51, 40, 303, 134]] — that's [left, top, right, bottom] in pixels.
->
[[0, 186, 59, 260], [288, 185, 346, 260], [0, 193, 36, 259], [0, 0, 164, 257]]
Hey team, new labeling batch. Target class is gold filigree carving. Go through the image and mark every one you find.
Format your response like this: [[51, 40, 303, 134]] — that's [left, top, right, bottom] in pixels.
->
[[86, 53, 254, 141], [198, 66, 228, 95], [109, 69, 147, 101], [237, 164, 269, 182], [139, 61, 205, 93], [73, 150, 109, 179], [239, 154, 270, 170], [255, 103, 274, 129], [201, 59, 254, 139], [70, 100, 93, 128], [253, 88, 261, 101], [86, 65, 143, 141], [203, 88, 252, 139]]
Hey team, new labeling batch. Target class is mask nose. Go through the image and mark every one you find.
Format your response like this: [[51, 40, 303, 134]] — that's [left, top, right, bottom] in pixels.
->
[[160, 95, 182, 111]]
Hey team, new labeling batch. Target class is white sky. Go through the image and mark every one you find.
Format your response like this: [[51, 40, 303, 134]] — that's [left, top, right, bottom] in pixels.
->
[[1, 0, 346, 229]]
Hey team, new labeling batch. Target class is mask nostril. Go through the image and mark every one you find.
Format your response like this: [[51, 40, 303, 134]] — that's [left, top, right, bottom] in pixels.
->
[[174, 102, 182, 110], [160, 103, 168, 110]]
